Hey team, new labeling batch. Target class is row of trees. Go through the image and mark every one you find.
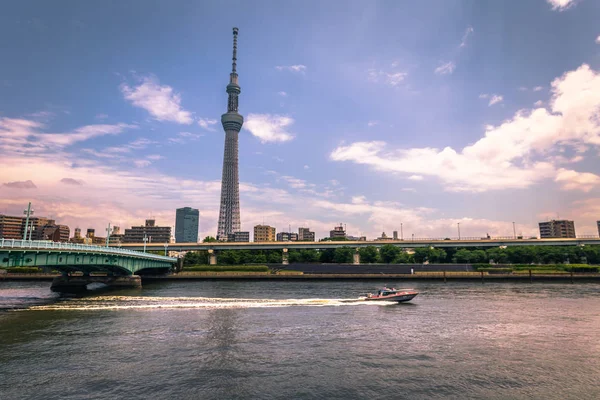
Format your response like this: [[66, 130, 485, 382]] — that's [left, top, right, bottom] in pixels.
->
[[182, 245, 600, 266]]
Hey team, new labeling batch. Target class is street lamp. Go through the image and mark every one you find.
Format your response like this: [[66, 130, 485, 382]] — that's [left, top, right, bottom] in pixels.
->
[[23, 202, 34, 241], [164, 242, 168, 256], [105, 223, 111, 247], [457, 223, 461, 240], [143, 234, 148, 253], [512, 222, 516, 239], [400, 223, 403, 240]]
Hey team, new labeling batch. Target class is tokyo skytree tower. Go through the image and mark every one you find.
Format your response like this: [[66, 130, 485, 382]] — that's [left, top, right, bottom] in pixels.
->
[[217, 27, 243, 240]]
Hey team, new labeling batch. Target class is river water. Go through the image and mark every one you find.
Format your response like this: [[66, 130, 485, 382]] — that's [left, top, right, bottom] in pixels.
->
[[1, 280, 599, 399]]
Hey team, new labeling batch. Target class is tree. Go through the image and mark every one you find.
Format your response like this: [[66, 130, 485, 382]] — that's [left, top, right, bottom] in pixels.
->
[[333, 247, 353, 263], [379, 244, 400, 263], [203, 236, 217, 243], [359, 246, 379, 263]]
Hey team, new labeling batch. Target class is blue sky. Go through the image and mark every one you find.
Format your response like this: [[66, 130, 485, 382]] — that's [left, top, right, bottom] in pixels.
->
[[1, 0, 600, 240]]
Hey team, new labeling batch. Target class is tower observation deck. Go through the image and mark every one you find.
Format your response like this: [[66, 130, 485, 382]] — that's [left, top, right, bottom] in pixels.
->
[[217, 27, 243, 240]]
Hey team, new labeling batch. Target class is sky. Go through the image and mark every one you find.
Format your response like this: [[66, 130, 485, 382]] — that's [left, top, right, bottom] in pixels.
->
[[1, 0, 600, 241]]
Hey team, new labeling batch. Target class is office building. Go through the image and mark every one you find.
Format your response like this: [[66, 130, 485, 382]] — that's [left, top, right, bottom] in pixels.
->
[[227, 231, 249, 242], [298, 227, 315, 241], [597, 220, 600, 237], [376, 232, 393, 241], [40, 225, 70, 242], [539, 220, 576, 238], [254, 225, 276, 242], [0, 214, 24, 239], [123, 219, 172, 243], [277, 232, 298, 241], [109, 226, 124, 245], [175, 207, 199, 243], [329, 224, 346, 239], [393, 231, 398, 240]]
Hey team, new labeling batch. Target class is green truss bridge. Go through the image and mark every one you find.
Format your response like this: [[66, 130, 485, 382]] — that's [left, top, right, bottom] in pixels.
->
[[0, 239, 178, 292]]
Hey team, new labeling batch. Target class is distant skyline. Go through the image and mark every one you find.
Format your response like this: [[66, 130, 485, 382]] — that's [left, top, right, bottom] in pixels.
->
[[1, 0, 599, 240]]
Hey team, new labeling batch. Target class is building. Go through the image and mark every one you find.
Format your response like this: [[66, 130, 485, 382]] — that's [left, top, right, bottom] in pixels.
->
[[108, 226, 124, 245], [175, 207, 199, 243], [539, 220, 576, 238], [74, 228, 82, 239], [376, 232, 393, 241], [347, 235, 367, 241], [0, 214, 24, 239], [254, 225, 276, 242], [329, 224, 346, 239], [298, 227, 315, 241], [227, 231, 250, 242], [40, 225, 70, 242], [277, 232, 298, 242], [123, 219, 172, 243], [597, 220, 600, 237], [393, 231, 398, 240], [217, 28, 243, 240]]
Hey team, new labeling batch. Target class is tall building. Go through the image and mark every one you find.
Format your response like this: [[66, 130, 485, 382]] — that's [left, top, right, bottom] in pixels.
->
[[217, 27, 243, 240], [393, 230, 398, 240], [539, 220, 576, 238], [227, 231, 249, 242], [0, 215, 24, 239], [597, 220, 600, 237], [175, 207, 199, 243], [40, 225, 70, 242], [298, 227, 315, 241], [329, 224, 346, 239], [277, 232, 298, 241], [254, 225, 276, 242], [123, 219, 171, 243]]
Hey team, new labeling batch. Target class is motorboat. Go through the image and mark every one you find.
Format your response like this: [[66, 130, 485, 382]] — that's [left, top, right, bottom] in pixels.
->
[[361, 287, 418, 303]]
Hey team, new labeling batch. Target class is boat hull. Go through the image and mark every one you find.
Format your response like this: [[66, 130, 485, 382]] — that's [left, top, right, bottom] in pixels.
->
[[363, 293, 418, 303]]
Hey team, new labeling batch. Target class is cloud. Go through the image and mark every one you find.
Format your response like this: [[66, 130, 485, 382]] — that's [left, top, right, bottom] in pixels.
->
[[596, 35, 600, 44], [480, 94, 503, 106], [120, 75, 193, 124], [330, 64, 600, 192], [304, 165, 310, 170], [488, 95, 503, 106], [534, 100, 544, 107], [168, 132, 203, 144], [367, 69, 407, 86], [60, 178, 83, 186], [278, 91, 287, 97], [146, 154, 164, 161], [275, 65, 306, 73], [434, 62, 455, 75], [533, 86, 544, 92], [244, 114, 295, 143], [198, 118, 217, 130], [133, 160, 152, 168], [95, 114, 108, 120], [555, 169, 600, 192], [546, 0, 576, 11], [408, 175, 424, 181], [459, 26, 474, 48], [3, 180, 37, 189], [368, 121, 379, 127]]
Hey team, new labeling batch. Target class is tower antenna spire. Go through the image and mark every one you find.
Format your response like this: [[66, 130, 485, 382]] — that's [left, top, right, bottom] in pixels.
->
[[231, 27, 238, 74]]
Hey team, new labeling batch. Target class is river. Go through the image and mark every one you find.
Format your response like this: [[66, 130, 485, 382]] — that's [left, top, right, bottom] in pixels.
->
[[1, 280, 599, 399]]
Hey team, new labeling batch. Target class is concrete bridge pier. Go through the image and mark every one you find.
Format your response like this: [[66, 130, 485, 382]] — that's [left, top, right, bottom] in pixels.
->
[[282, 248, 289, 265], [353, 248, 360, 265], [51, 275, 142, 293], [208, 249, 217, 265]]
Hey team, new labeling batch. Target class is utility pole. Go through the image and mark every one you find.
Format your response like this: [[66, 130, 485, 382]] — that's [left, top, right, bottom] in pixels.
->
[[23, 202, 33, 241], [457, 222, 461, 240], [513, 222, 516, 239], [143, 233, 148, 253], [400, 223, 403, 240], [105, 223, 111, 247]]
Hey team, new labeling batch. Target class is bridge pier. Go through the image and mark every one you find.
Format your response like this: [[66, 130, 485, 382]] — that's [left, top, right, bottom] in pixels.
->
[[208, 249, 217, 265], [51, 275, 142, 293], [282, 248, 289, 265], [353, 248, 360, 265]]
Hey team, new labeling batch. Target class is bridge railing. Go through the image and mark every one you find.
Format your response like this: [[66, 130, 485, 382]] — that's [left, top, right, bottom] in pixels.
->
[[0, 239, 176, 262]]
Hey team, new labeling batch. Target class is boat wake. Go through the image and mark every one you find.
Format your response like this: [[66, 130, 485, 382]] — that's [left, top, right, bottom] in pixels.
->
[[24, 295, 398, 311]]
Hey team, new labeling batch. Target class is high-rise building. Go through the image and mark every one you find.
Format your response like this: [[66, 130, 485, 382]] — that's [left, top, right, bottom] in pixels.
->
[[539, 220, 576, 238], [217, 27, 243, 240], [393, 230, 398, 240], [254, 225, 276, 242], [597, 220, 600, 237], [0, 215, 24, 239], [86, 228, 95, 238], [40, 225, 70, 242], [227, 231, 249, 242], [277, 232, 298, 241], [74, 228, 82, 239], [123, 219, 171, 243], [175, 207, 199, 243], [329, 224, 346, 239], [298, 227, 315, 241]]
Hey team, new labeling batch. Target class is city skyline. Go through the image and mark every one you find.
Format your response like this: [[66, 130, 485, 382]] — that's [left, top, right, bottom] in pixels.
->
[[1, 0, 600, 240]]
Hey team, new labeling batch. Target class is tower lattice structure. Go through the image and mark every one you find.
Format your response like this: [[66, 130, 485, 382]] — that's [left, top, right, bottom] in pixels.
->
[[217, 27, 243, 240]]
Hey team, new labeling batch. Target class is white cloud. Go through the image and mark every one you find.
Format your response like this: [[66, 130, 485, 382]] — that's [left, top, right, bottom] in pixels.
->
[[434, 62, 455, 75], [546, 0, 576, 11], [120, 76, 193, 124], [518, 87, 528, 91], [533, 86, 544, 92], [198, 118, 217, 131], [133, 160, 152, 168], [534, 100, 544, 107], [479, 94, 489, 99], [3, 180, 37, 189], [330, 64, 600, 192], [460, 26, 474, 48], [244, 114, 295, 143], [368, 120, 379, 127], [146, 154, 164, 161], [278, 91, 287, 97], [555, 169, 600, 192], [488, 95, 503, 106], [303, 165, 310, 170], [408, 175, 424, 181], [596, 35, 600, 44], [367, 69, 408, 86], [275, 65, 307, 73]]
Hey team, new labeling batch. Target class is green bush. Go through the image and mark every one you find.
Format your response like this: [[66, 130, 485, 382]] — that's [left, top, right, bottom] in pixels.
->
[[5, 267, 43, 273], [183, 265, 269, 272]]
